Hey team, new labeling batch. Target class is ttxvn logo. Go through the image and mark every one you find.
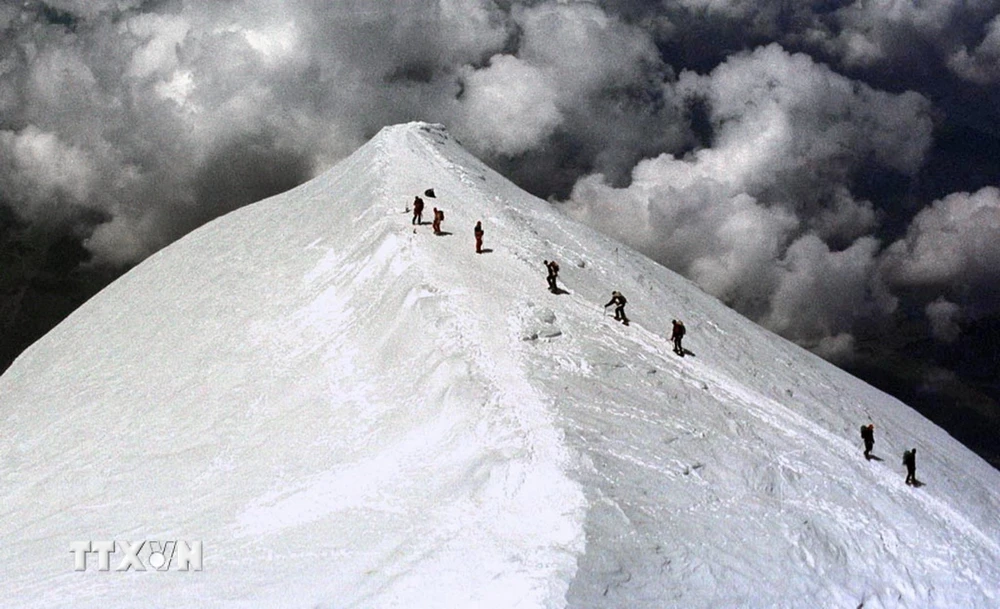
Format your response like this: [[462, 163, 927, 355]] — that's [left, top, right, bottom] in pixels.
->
[[70, 540, 203, 571]]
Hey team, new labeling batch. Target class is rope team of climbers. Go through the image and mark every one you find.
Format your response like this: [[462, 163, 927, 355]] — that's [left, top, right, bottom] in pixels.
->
[[405, 187, 923, 488]]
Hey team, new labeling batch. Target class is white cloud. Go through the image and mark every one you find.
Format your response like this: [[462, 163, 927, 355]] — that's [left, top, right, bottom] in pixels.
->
[[457, 55, 563, 156], [154, 69, 196, 107], [456, 2, 667, 159], [0, 4, 18, 30], [795, 0, 999, 75], [564, 157, 799, 309], [242, 21, 301, 66], [0, 126, 97, 219], [564, 44, 932, 349], [124, 13, 191, 80], [677, 44, 933, 191], [882, 186, 1000, 288], [516, 2, 662, 97], [764, 234, 889, 341]]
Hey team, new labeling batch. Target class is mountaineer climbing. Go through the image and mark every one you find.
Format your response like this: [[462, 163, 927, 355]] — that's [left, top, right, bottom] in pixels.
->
[[432, 208, 444, 235], [474, 221, 484, 253], [903, 448, 918, 486], [670, 319, 686, 355], [412, 196, 424, 225], [604, 291, 629, 325], [861, 424, 875, 460], [544, 259, 560, 292]]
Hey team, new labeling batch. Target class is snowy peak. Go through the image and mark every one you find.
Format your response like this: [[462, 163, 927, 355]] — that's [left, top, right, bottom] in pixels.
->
[[3, 122, 1000, 608]]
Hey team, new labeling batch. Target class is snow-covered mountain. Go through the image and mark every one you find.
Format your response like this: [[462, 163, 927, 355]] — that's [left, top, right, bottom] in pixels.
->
[[2, 122, 998, 608]]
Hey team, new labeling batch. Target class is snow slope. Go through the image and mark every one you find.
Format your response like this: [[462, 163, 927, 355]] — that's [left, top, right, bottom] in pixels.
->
[[2, 122, 999, 608]]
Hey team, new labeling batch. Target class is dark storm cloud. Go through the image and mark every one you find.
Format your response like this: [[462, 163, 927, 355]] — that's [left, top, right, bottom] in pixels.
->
[[1, 0, 999, 364], [640, 0, 1000, 87]]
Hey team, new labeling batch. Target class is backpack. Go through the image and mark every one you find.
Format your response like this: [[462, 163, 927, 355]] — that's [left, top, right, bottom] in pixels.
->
[[438, 209, 444, 221]]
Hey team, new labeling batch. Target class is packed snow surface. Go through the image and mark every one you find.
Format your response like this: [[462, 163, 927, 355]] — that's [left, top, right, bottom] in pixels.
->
[[2, 123, 999, 608]]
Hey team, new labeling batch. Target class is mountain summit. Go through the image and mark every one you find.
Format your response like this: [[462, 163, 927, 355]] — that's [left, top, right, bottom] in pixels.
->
[[3, 123, 999, 608]]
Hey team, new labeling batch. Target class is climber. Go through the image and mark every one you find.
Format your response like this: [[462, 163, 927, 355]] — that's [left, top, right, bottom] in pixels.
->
[[903, 448, 918, 486], [433, 207, 444, 235], [412, 196, 424, 225], [544, 259, 560, 292], [604, 291, 628, 325], [670, 319, 686, 355], [861, 424, 875, 460]]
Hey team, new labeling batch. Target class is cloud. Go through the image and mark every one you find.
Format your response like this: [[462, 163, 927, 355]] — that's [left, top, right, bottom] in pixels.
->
[[30, 1, 144, 20], [926, 297, 963, 343], [84, 213, 156, 268], [814, 0, 1000, 76], [0, 126, 98, 222], [515, 2, 663, 98], [947, 15, 1000, 85], [764, 234, 891, 342], [456, 2, 678, 174], [810, 0, 957, 67], [124, 13, 192, 80], [565, 44, 932, 349], [882, 186, 1000, 291], [456, 54, 563, 156], [811, 333, 857, 365], [565, 161, 799, 314], [675, 44, 933, 191], [630, 0, 1000, 92]]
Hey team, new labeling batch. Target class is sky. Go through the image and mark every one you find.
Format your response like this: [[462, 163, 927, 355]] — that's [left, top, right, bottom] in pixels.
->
[[1, 1, 999, 461]]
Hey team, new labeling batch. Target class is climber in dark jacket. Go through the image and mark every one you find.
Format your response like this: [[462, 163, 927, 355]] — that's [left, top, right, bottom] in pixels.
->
[[861, 424, 875, 460], [412, 196, 424, 225], [903, 448, 917, 486], [670, 319, 686, 355], [544, 259, 560, 292], [604, 291, 628, 324], [474, 221, 484, 253]]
